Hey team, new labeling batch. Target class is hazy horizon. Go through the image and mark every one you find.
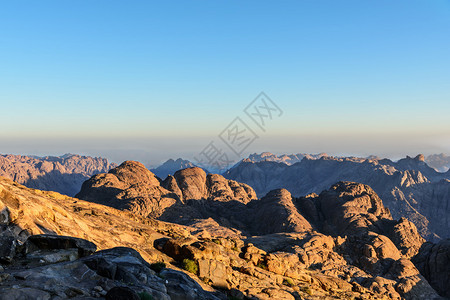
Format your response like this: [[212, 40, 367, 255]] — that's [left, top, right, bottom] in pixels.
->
[[1, 1, 449, 166], [1, 133, 448, 167]]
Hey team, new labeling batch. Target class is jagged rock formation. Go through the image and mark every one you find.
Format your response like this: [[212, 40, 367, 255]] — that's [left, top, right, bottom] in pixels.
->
[[224, 154, 450, 241], [0, 153, 116, 196], [2, 174, 448, 298], [76, 163, 256, 219], [75, 162, 450, 298], [150, 158, 205, 179]]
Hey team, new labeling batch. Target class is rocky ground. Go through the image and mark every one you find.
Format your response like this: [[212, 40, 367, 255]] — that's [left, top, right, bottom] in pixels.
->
[[50, 162, 450, 298]]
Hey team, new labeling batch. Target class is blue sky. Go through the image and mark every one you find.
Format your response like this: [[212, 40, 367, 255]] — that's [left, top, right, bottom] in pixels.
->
[[0, 1, 449, 165]]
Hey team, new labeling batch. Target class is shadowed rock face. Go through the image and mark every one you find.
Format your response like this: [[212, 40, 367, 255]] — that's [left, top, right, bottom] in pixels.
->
[[413, 239, 450, 298], [0, 153, 116, 196], [224, 155, 450, 241]]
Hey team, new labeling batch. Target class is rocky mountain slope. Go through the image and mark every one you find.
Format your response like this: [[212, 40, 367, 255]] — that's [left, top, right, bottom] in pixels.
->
[[0, 176, 447, 299], [0, 153, 116, 196], [74, 162, 450, 298], [224, 154, 450, 241]]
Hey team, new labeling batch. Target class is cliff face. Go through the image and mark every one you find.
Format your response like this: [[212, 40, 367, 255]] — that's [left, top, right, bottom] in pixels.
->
[[224, 155, 450, 241], [0, 153, 116, 196], [1, 174, 447, 299]]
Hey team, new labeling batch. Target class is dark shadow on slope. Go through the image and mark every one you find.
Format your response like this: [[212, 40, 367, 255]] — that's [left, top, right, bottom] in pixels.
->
[[24, 170, 91, 197]]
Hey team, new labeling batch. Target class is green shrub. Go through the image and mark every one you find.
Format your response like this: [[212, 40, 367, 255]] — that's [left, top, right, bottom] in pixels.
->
[[283, 278, 295, 287], [150, 261, 166, 273], [256, 261, 268, 270], [182, 259, 198, 274], [300, 286, 313, 295], [138, 291, 154, 300], [212, 239, 222, 245]]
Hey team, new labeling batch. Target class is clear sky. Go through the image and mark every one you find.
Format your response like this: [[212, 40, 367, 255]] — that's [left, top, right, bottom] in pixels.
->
[[1, 1, 449, 166]]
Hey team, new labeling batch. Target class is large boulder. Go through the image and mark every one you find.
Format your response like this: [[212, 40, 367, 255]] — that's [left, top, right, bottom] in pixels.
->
[[249, 189, 312, 235], [76, 161, 177, 218]]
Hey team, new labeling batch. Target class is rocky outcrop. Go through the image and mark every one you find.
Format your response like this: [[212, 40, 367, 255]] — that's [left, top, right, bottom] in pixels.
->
[[308, 182, 392, 236], [249, 189, 312, 234], [225, 154, 450, 241], [76, 161, 177, 218], [77, 163, 257, 220], [0, 153, 116, 196], [0, 235, 221, 300], [0, 175, 446, 299]]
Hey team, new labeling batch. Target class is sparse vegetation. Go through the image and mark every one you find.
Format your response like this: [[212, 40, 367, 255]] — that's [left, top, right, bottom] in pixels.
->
[[181, 258, 198, 275], [212, 239, 222, 245], [150, 261, 166, 273], [300, 286, 313, 295], [283, 278, 295, 287], [256, 261, 268, 270]]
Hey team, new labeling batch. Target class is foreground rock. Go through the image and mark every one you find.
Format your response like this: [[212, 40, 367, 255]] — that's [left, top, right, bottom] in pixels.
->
[[0, 235, 221, 300]]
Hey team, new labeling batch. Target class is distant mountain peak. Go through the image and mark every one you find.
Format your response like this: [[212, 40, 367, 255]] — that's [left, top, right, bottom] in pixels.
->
[[150, 158, 207, 179]]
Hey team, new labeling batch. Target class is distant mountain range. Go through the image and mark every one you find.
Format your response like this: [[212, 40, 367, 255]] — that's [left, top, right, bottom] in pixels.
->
[[246, 152, 329, 165], [425, 153, 450, 172], [0, 153, 116, 196], [244, 152, 450, 172], [224, 153, 450, 241]]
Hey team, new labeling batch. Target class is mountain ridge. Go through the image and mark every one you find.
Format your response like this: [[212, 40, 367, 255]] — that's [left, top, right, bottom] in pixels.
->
[[0, 153, 117, 196]]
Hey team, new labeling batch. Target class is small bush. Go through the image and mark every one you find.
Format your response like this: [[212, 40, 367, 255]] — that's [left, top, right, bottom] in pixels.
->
[[182, 259, 198, 275], [256, 261, 268, 270], [150, 262, 166, 273], [283, 278, 295, 287], [212, 239, 222, 245], [138, 291, 154, 300], [300, 286, 313, 295]]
